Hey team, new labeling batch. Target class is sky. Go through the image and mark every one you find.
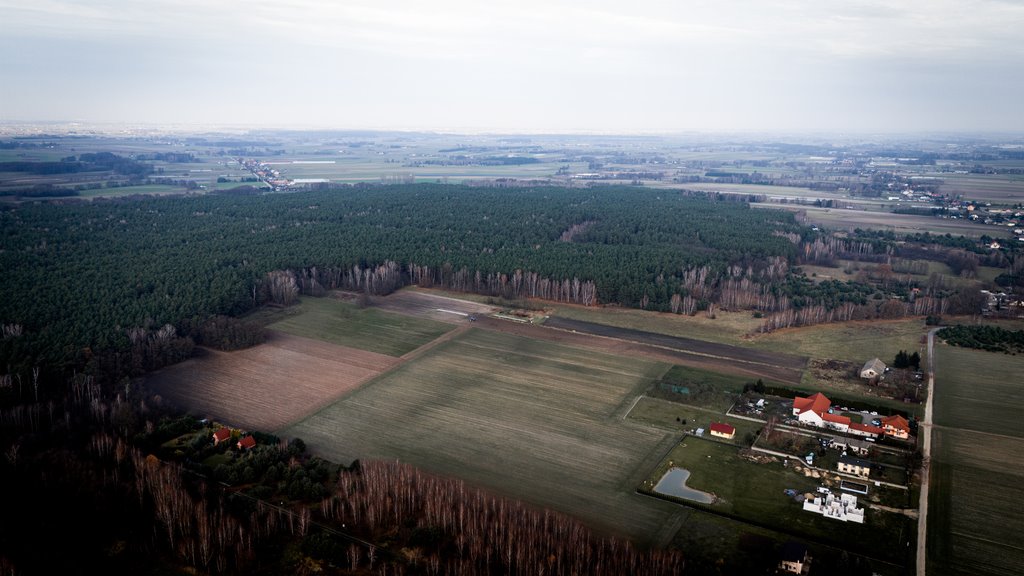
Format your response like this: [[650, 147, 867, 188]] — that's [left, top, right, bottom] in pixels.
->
[[1, 0, 1023, 134]]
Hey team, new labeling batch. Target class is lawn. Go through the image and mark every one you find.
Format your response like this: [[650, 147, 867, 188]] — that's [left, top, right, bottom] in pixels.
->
[[627, 396, 763, 445], [649, 364, 786, 411], [927, 344, 1024, 576], [263, 296, 454, 357], [645, 438, 915, 566], [281, 328, 686, 543]]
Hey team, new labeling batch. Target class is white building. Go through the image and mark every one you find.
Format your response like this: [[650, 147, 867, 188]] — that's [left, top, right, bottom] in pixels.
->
[[802, 489, 865, 523]]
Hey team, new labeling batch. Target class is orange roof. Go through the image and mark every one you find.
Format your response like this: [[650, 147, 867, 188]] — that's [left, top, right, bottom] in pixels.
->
[[821, 412, 851, 425], [237, 436, 257, 449], [710, 423, 735, 434], [212, 427, 231, 441], [881, 414, 910, 431], [793, 393, 831, 416], [850, 422, 884, 435]]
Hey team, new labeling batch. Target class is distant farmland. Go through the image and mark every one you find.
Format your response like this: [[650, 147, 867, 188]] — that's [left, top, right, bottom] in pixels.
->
[[281, 328, 686, 542]]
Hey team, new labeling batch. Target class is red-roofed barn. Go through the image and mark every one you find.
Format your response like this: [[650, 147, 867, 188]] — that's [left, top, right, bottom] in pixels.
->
[[709, 422, 736, 440]]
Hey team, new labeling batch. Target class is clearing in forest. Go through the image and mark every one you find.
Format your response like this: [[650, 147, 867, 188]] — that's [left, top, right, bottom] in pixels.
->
[[147, 332, 399, 432], [281, 328, 686, 542]]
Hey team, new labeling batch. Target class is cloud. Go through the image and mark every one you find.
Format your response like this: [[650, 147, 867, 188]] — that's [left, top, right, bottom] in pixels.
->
[[1, 0, 1022, 131]]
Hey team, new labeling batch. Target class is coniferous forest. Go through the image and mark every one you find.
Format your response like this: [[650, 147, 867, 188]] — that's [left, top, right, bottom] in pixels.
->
[[0, 185, 803, 370]]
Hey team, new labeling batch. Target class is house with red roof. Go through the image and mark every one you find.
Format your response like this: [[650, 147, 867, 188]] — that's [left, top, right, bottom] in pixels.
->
[[237, 435, 257, 450], [793, 392, 849, 429], [880, 414, 910, 439], [709, 422, 736, 440], [212, 427, 231, 445], [848, 422, 884, 439]]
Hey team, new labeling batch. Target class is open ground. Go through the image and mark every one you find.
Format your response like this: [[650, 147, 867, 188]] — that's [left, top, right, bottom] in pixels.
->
[[147, 332, 399, 431], [927, 344, 1024, 576], [280, 328, 687, 542]]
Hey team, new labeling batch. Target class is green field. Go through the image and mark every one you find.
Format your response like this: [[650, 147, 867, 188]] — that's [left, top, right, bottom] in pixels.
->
[[769, 205, 998, 237], [645, 438, 915, 566], [627, 396, 762, 444], [262, 296, 454, 357], [281, 328, 686, 542], [928, 344, 1024, 576]]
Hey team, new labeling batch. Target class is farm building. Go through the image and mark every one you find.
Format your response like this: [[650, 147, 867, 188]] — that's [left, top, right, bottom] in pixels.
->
[[860, 358, 887, 379], [709, 422, 735, 440], [777, 541, 811, 574], [837, 455, 872, 478], [212, 427, 231, 445], [237, 435, 257, 450], [848, 422, 884, 439], [820, 412, 851, 432], [802, 489, 865, 523], [880, 414, 911, 439]]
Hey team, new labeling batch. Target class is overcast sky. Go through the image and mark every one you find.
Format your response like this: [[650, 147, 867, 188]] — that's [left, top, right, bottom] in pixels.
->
[[2, 0, 1023, 133]]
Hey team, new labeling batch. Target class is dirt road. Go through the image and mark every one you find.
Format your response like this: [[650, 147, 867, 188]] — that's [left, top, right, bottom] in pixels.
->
[[917, 327, 939, 576]]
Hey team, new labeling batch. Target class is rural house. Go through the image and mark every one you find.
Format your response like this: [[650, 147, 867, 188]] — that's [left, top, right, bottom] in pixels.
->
[[829, 436, 872, 456], [880, 414, 911, 439], [860, 358, 887, 379], [212, 427, 231, 445], [793, 392, 850, 431], [848, 422, 884, 439], [837, 455, 871, 478], [709, 422, 735, 440], [792, 392, 831, 422], [237, 435, 257, 450], [777, 541, 811, 574]]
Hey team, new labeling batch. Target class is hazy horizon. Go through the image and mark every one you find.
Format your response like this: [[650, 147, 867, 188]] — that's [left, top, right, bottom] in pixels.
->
[[2, 1, 1023, 134]]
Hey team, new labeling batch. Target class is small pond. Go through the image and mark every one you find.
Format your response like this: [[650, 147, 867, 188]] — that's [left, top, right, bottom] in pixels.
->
[[653, 467, 715, 504]]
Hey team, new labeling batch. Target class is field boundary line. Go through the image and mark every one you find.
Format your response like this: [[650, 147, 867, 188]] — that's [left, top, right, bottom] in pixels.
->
[[274, 326, 470, 433], [399, 324, 471, 362]]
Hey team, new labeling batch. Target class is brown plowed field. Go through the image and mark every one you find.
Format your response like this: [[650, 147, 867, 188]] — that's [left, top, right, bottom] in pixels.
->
[[147, 332, 399, 432]]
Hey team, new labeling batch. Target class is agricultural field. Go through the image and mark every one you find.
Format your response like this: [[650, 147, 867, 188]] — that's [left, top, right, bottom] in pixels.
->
[[646, 438, 916, 569], [769, 205, 998, 237], [257, 296, 455, 357], [927, 344, 1024, 576], [934, 173, 1024, 204], [147, 332, 400, 431], [549, 302, 763, 345], [281, 328, 687, 542]]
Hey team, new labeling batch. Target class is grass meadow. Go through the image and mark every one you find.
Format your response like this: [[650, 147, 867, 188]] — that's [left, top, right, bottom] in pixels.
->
[[927, 344, 1024, 576]]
